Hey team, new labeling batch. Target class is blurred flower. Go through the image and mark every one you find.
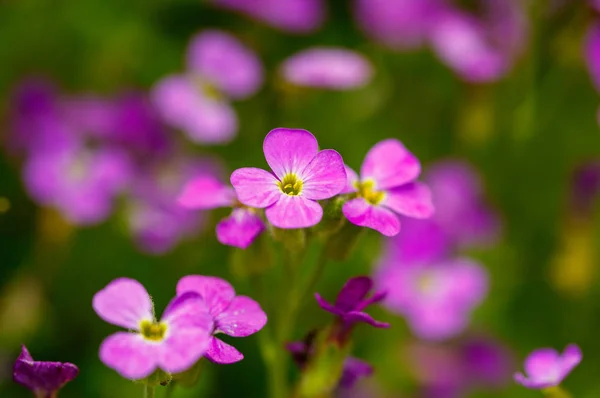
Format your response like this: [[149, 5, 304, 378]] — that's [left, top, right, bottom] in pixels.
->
[[316, 276, 389, 334], [342, 139, 434, 237], [178, 175, 265, 249], [570, 161, 600, 216], [152, 30, 263, 144], [377, 257, 488, 341], [354, 0, 440, 50], [281, 47, 373, 90], [514, 344, 582, 389], [429, 0, 528, 82], [93, 278, 213, 379], [126, 158, 218, 254], [231, 128, 346, 229], [212, 0, 325, 33], [13, 345, 78, 398], [176, 275, 267, 364]]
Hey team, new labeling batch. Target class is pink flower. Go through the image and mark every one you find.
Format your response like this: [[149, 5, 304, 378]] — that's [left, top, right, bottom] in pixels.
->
[[514, 344, 582, 389], [281, 47, 373, 90], [92, 278, 213, 379], [342, 139, 434, 236], [178, 174, 265, 249], [230, 128, 346, 229], [152, 30, 263, 144], [176, 275, 267, 364]]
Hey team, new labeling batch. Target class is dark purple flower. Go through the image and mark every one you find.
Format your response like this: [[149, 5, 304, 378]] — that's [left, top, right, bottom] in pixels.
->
[[514, 344, 582, 389], [315, 276, 389, 332], [587, 22, 600, 93], [212, 0, 325, 33], [571, 161, 600, 215], [13, 345, 78, 398]]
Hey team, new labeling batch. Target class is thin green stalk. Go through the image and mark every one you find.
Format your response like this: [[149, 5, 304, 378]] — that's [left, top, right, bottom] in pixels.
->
[[297, 251, 328, 307], [143, 385, 155, 398], [164, 382, 176, 398]]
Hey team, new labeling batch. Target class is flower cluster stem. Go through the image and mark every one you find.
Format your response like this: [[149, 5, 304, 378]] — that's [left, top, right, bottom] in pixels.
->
[[143, 385, 155, 398]]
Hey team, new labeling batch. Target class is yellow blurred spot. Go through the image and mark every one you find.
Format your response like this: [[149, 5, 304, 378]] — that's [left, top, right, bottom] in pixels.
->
[[39, 208, 74, 245], [0, 276, 44, 347], [458, 88, 495, 146], [550, 217, 596, 297], [0, 197, 10, 213]]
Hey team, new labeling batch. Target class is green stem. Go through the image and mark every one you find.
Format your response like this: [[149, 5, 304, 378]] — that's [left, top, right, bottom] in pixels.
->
[[143, 385, 155, 398], [297, 251, 328, 307], [164, 382, 176, 398]]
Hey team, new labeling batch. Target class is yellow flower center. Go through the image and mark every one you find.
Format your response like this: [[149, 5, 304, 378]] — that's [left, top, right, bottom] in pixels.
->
[[140, 320, 167, 342], [279, 173, 303, 196], [354, 180, 385, 205]]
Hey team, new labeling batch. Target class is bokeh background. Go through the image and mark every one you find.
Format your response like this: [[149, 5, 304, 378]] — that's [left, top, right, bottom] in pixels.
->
[[2, 0, 600, 397]]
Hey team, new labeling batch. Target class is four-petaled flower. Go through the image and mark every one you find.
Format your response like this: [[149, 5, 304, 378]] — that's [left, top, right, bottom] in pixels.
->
[[316, 276, 389, 335], [231, 128, 347, 229], [13, 345, 79, 398], [514, 344, 582, 389], [93, 278, 213, 379], [343, 139, 434, 236], [178, 174, 265, 249], [177, 275, 267, 364]]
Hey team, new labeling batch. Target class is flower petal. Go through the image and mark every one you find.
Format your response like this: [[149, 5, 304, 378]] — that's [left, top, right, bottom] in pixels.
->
[[524, 348, 561, 383], [360, 139, 421, 190], [300, 149, 347, 200], [263, 128, 319, 179], [215, 296, 267, 337], [344, 311, 390, 328], [13, 346, 79, 393], [341, 165, 359, 194], [178, 175, 235, 209], [587, 23, 600, 93], [315, 293, 344, 316], [159, 293, 214, 374], [230, 167, 281, 208], [180, 96, 238, 144], [339, 357, 374, 389], [560, 344, 582, 380], [99, 332, 158, 380], [265, 195, 323, 229], [342, 198, 400, 236], [335, 276, 372, 312], [205, 337, 244, 364], [186, 30, 263, 100], [92, 278, 154, 329], [384, 182, 434, 219], [216, 208, 265, 249], [176, 275, 236, 317]]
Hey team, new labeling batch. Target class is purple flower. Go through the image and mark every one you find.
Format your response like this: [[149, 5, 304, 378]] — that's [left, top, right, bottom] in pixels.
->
[[514, 344, 582, 389], [178, 174, 265, 249], [571, 161, 600, 216], [316, 276, 389, 333], [152, 30, 263, 144], [586, 22, 600, 93], [212, 0, 325, 33], [354, 0, 440, 50], [231, 128, 346, 229], [13, 345, 78, 397], [281, 47, 373, 90], [92, 278, 213, 379], [429, 1, 528, 82], [376, 257, 488, 341], [342, 139, 434, 237], [176, 275, 267, 364]]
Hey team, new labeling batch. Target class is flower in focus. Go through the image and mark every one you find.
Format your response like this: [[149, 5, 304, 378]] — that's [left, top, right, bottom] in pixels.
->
[[281, 47, 373, 90], [231, 128, 346, 229], [342, 139, 434, 237], [514, 344, 582, 389], [178, 174, 265, 249], [354, 0, 439, 50], [13, 345, 78, 397], [376, 257, 488, 341], [212, 0, 325, 33], [176, 275, 267, 364], [316, 276, 389, 334], [152, 30, 263, 144], [428, 0, 528, 83], [93, 278, 213, 379]]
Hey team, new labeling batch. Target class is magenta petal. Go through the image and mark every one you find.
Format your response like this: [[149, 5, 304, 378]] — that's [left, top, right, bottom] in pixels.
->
[[215, 296, 267, 337], [341, 165, 359, 194], [216, 208, 265, 249], [384, 182, 434, 219], [263, 128, 319, 179], [180, 96, 238, 144], [344, 311, 390, 328], [186, 30, 263, 99], [586, 22, 600, 93], [343, 198, 400, 236], [92, 278, 154, 330], [265, 195, 323, 229], [300, 149, 347, 200], [560, 344, 582, 378], [335, 276, 372, 311], [205, 337, 244, 364], [178, 175, 235, 209], [230, 167, 281, 208], [13, 346, 79, 395], [315, 293, 344, 316], [99, 332, 158, 379], [360, 139, 421, 190], [176, 275, 235, 317], [151, 75, 197, 129]]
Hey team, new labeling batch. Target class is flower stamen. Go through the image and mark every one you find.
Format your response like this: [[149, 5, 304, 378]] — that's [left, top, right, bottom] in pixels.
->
[[354, 180, 385, 205], [140, 320, 167, 342], [279, 173, 303, 196]]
